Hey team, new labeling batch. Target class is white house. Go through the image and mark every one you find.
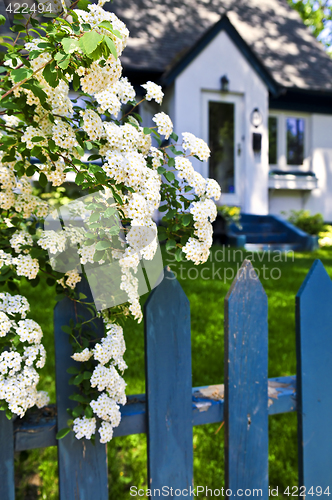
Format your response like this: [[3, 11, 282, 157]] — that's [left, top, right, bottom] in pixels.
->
[[108, 0, 332, 222]]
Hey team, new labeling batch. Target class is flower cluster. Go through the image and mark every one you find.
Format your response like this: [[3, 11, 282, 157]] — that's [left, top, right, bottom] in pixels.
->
[[0, 293, 49, 417], [0, 0, 221, 443], [71, 321, 126, 441]]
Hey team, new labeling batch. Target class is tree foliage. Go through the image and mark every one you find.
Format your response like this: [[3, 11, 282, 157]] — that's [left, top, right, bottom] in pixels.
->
[[287, 0, 332, 51]]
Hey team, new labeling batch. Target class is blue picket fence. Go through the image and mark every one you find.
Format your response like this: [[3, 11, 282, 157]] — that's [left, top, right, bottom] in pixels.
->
[[1, 259, 332, 499]]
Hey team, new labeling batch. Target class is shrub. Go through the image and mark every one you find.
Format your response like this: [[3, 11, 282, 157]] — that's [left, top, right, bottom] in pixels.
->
[[284, 209, 325, 235]]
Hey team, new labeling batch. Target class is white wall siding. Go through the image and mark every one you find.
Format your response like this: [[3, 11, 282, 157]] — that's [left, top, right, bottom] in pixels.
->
[[269, 114, 332, 221]]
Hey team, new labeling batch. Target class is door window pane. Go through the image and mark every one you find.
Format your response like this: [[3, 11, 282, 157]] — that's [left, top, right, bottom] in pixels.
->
[[208, 101, 235, 193], [287, 118, 304, 165], [268, 116, 277, 164]]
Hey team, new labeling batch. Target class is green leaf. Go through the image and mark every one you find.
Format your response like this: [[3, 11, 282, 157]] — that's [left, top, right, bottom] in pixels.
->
[[182, 214, 192, 226], [61, 325, 72, 335], [43, 64, 58, 88], [89, 212, 100, 223], [98, 20, 114, 31], [95, 240, 111, 250], [58, 56, 70, 70], [158, 204, 168, 212], [79, 30, 104, 55], [70, 394, 88, 403], [93, 250, 106, 262], [83, 371, 91, 380], [11, 68, 33, 83], [84, 406, 93, 418], [79, 293, 87, 300], [39, 172, 48, 187], [6, 409, 12, 420], [66, 366, 80, 375], [168, 157, 175, 168], [56, 427, 71, 439], [75, 172, 85, 185], [73, 73, 80, 91], [165, 171, 175, 182], [72, 406, 83, 417], [62, 38, 80, 54], [104, 36, 117, 59], [166, 239, 177, 250], [132, 113, 142, 123], [104, 206, 116, 217], [76, 0, 90, 10], [175, 248, 183, 262], [73, 373, 84, 385], [75, 145, 85, 156], [170, 132, 179, 142], [143, 127, 151, 135], [0, 15, 5, 26], [87, 154, 102, 161]]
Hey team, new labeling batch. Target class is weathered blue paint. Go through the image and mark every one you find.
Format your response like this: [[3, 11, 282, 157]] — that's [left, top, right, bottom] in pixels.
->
[[54, 277, 108, 500], [144, 266, 193, 498], [13, 375, 296, 451], [0, 412, 15, 500], [224, 260, 268, 496], [296, 259, 332, 490], [13, 376, 296, 451]]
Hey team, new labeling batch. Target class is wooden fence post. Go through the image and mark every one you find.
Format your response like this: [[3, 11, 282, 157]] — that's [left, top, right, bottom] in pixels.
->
[[54, 277, 108, 500], [144, 266, 193, 498], [0, 412, 15, 500], [224, 260, 268, 496], [296, 259, 332, 491]]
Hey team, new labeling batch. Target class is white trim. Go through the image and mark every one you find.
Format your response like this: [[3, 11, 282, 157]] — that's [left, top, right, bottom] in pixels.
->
[[201, 91, 244, 205], [269, 110, 311, 172]]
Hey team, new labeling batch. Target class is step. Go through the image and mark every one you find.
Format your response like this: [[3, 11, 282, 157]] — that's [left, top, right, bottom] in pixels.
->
[[234, 222, 274, 233], [245, 243, 301, 252], [244, 232, 288, 244]]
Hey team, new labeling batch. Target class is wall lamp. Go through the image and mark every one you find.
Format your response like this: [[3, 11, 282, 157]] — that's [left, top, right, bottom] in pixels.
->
[[220, 75, 229, 92]]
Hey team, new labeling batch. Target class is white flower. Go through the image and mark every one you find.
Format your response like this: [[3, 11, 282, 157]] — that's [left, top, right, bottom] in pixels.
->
[[141, 81, 164, 104], [71, 348, 93, 362], [73, 416, 96, 440], [98, 421, 114, 443], [182, 132, 210, 161], [152, 112, 173, 139]]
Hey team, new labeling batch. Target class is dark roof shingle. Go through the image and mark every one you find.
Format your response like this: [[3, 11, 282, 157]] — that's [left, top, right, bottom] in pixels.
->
[[108, 0, 332, 91]]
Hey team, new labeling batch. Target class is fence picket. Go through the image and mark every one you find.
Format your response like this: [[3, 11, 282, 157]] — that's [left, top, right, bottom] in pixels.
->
[[54, 278, 108, 500], [296, 259, 332, 491], [224, 260, 268, 496], [144, 266, 193, 498], [0, 412, 15, 500]]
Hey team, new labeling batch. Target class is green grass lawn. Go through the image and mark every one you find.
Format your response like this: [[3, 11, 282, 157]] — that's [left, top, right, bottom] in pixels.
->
[[10, 246, 332, 499]]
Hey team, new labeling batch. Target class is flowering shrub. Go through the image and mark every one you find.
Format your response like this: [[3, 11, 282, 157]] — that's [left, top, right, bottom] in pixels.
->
[[0, 0, 221, 442]]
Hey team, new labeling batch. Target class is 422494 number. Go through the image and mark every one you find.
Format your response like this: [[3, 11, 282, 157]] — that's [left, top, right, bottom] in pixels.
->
[[283, 486, 330, 496], [5, 2, 53, 14]]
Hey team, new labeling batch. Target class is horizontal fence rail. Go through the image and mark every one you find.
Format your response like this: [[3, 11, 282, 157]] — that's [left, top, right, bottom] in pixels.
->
[[1, 259, 331, 500], [12, 376, 296, 451]]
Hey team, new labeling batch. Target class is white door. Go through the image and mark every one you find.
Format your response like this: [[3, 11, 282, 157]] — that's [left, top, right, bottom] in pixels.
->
[[202, 92, 243, 206]]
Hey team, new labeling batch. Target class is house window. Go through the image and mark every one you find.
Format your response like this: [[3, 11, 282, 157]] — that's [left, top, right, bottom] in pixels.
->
[[268, 113, 309, 168], [208, 101, 235, 193], [286, 118, 304, 165], [268, 116, 277, 164]]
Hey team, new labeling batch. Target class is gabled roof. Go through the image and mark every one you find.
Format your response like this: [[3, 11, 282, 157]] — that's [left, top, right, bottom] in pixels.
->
[[108, 0, 332, 93]]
